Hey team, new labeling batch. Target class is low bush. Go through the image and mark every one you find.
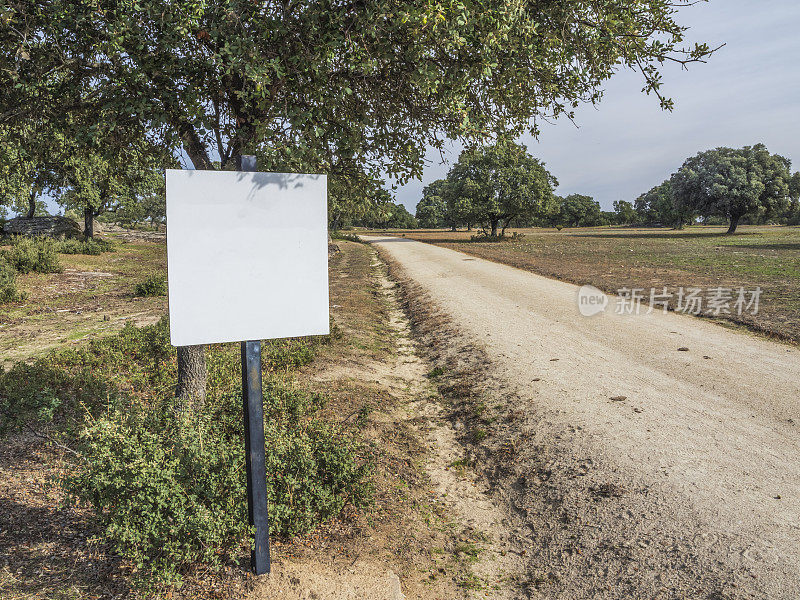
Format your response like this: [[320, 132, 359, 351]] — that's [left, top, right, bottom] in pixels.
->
[[0, 256, 24, 303], [469, 232, 505, 242], [469, 231, 525, 242], [56, 237, 115, 255], [65, 406, 250, 583], [134, 274, 168, 297], [330, 231, 362, 243], [1, 318, 372, 585], [0, 320, 172, 437], [4, 236, 63, 273], [263, 338, 317, 371]]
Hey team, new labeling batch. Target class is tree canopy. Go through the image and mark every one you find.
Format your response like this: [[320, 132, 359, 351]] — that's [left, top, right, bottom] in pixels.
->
[[1, 0, 718, 396], [445, 142, 557, 236], [415, 181, 449, 229], [0, 124, 57, 218], [671, 144, 798, 233], [559, 194, 602, 228], [634, 180, 690, 228], [3, 0, 716, 184], [613, 199, 638, 225]]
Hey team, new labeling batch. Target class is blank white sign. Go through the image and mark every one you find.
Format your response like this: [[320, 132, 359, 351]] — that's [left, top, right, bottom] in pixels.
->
[[166, 169, 329, 346]]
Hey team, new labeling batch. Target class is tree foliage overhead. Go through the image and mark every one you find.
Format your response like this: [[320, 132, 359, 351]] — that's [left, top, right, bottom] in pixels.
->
[[671, 144, 798, 233], [3, 0, 717, 182]]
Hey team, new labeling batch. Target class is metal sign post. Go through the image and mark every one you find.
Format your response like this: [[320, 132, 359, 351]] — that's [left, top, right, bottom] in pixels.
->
[[166, 158, 329, 577], [238, 155, 271, 575]]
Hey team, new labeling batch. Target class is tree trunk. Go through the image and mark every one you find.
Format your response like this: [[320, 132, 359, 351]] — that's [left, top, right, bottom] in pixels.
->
[[26, 192, 36, 219], [490, 219, 498, 237], [84, 207, 94, 238], [176, 345, 207, 411], [727, 214, 740, 234], [467, 222, 472, 231], [174, 142, 215, 409]]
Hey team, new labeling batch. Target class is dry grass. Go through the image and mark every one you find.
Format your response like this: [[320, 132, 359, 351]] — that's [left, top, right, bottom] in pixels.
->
[[0, 233, 167, 366]]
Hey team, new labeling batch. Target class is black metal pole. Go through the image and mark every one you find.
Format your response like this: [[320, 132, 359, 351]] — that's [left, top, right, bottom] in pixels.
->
[[238, 155, 271, 575]]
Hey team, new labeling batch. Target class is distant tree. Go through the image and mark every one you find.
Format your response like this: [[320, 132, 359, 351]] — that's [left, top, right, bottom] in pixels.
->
[[382, 203, 418, 229], [598, 211, 615, 226], [415, 183, 447, 229], [671, 144, 798, 234], [103, 187, 166, 227], [523, 193, 563, 228], [353, 190, 417, 229], [447, 142, 557, 236], [0, 126, 56, 219], [613, 200, 638, 225], [559, 194, 602, 228], [785, 173, 800, 225], [56, 130, 167, 238], [444, 176, 480, 232], [329, 170, 388, 231], [635, 180, 692, 228]]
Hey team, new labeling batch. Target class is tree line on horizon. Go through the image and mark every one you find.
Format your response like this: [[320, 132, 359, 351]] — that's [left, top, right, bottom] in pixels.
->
[[413, 142, 800, 234]]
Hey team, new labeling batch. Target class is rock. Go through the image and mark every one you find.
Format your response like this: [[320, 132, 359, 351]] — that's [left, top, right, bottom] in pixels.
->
[[385, 570, 406, 600], [678, 347, 690, 352], [85, 220, 104, 235], [3, 216, 82, 238]]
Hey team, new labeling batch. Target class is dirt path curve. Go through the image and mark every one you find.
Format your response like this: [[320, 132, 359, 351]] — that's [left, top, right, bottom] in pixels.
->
[[364, 235, 800, 598]]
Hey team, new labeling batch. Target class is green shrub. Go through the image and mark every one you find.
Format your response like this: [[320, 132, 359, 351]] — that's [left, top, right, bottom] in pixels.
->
[[4, 236, 63, 273], [56, 237, 115, 255], [0, 317, 371, 585], [65, 408, 250, 583], [469, 231, 525, 242], [0, 320, 173, 437], [330, 231, 362, 243], [263, 339, 316, 371], [469, 231, 498, 242], [134, 274, 168, 297], [64, 378, 372, 583], [0, 257, 24, 303]]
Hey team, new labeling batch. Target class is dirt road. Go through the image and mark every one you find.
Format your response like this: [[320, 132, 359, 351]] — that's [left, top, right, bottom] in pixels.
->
[[365, 235, 800, 599]]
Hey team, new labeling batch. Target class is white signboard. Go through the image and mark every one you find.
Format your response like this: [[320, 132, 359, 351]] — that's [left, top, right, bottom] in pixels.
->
[[166, 169, 329, 346]]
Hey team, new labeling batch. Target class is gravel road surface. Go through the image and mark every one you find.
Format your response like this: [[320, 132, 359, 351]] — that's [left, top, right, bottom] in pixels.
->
[[365, 235, 800, 599]]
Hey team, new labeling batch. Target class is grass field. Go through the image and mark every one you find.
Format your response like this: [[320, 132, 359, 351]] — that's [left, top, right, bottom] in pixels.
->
[[0, 230, 167, 365], [364, 225, 800, 343]]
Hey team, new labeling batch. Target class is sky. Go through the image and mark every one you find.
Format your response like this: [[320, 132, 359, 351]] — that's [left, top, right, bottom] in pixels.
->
[[393, 0, 800, 213]]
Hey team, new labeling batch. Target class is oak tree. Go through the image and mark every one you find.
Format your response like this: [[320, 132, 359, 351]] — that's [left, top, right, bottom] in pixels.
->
[[2, 0, 717, 398], [671, 145, 797, 233]]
